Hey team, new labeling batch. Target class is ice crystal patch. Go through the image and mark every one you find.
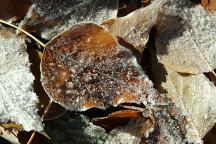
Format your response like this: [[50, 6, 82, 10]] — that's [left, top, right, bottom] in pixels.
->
[[0, 27, 43, 131]]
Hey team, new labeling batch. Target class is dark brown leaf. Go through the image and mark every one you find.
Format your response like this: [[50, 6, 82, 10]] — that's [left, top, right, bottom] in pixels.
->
[[0, 0, 31, 21]]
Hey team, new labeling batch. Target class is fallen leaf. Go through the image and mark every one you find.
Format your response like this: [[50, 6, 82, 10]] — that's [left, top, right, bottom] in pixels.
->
[[0, 125, 20, 144], [41, 23, 158, 111], [92, 110, 143, 130], [155, 0, 216, 74], [102, 0, 164, 53], [45, 113, 108, 144], [19, 0, 118, 39], [149, 107, 187, 144], [152, 58, 216, 143], [96, 108, 186, 144], [104, 116, 154, 144], [202, 0, 216, 11], [26, 47, 66, 121], [0, 26, 43, 131], [0, 123, 23, 130], [0, 0, 31, 21]]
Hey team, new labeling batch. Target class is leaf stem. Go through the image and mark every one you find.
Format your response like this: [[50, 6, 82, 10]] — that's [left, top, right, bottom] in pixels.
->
[[41, 99, 53, 119], [0, 19, 46, 48], [27, 131, 36, 144]]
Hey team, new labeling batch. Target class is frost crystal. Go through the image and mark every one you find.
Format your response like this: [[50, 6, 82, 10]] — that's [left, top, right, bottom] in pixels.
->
[[0, 27, 43, 131], [19, 0, 118, 39]]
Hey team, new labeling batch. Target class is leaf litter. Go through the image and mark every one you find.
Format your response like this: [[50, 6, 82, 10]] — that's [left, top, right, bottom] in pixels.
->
[[1, 0, 216, 143]]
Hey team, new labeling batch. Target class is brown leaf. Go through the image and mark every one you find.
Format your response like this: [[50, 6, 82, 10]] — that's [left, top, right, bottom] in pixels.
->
[[27, 47, 66, 121], [155, 0, 216, 74], [0, 125, 20, 144], [0, 0, 31, 21], [202, 0, 216, 11], [92, 110, 143, 130], [41, 23, 157, 111]]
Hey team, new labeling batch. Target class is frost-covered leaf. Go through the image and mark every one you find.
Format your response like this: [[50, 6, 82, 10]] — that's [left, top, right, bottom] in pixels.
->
[[45, 113, 108, 144], [104, 117, 154, 144], [41, 23, 158, 111], [152, 60, 216, 143], [104, 107, 187, 144], [156, 0, 216, 74], [102, 0, 164, 53], [0, 26, 43, 131], [19, 0, 118, 39]]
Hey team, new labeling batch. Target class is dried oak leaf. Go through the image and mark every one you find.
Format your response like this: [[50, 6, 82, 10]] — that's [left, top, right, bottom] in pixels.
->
[[156, 0, 216, 74], [41, 23, 158, 111], [0, 26, 43, 131], [102, 0, 164, 53], [19, 0, 118, 39], [152, 60, 216, 143], [0, 0, 31, 21]]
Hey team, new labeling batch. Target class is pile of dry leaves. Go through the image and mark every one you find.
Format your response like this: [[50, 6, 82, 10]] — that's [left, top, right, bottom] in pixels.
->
[[0, 0, 216, 144]]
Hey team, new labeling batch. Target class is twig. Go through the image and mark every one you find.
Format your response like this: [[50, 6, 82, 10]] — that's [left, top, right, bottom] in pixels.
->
[[41, 100, 53, 119], [27, 131, 36, 144], [0, 19, 46, 48]]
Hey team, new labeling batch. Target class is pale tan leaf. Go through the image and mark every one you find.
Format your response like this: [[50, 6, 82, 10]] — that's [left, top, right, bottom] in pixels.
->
[[152, 60, 216, 143], [0, 125, 20, 144], [156, 0, 216, 74], [104, 117, 154, 144], [102, 0, 164, 53]]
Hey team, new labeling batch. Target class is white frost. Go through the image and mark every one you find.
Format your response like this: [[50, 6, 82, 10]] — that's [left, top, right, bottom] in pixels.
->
[[0, 27, 43, 131]]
